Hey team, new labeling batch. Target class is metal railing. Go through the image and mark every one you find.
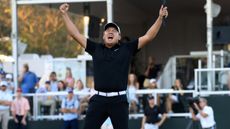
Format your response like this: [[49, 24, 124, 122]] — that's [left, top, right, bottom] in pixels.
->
[[12, 89, 196, 120], [194, 68, 230, 92], [12, 88, 230, 120]]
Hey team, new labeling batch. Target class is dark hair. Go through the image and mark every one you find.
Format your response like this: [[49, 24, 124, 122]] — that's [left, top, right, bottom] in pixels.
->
[[147, 95, 155, 100], [23, 64, 29, 72], [58, 80, 66, 91], [45, 81, 51, 85], [50, 71, 56, 76]]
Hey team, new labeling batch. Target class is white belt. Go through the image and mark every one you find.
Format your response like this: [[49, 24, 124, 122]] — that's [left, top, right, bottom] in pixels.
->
[[96, 90, 126, 97]]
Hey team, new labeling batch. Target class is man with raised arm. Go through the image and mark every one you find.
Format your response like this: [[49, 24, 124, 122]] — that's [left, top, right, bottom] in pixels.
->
[[60, 3, 168, 129]]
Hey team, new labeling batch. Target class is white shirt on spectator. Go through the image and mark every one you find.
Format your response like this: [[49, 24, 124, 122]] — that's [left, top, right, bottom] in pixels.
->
[[127, 85, 138, 103], [76, 88, 90, 100], [0, 90, 12, 110], [196, 106, 216, 128]]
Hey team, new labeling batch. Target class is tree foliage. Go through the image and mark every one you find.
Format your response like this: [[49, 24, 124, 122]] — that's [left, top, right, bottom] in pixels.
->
[[0, 0, 84, 57]]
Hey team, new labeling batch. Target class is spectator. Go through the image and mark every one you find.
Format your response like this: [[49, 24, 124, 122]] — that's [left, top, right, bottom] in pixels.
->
[[127, 73, 139, 113], [142, 79, 160, 111], [6, 73, 14, 94], [0, 70, 5, 82], [60, 88, 79, 129], [0, 81, 13, 129], [49, 72, 58, 92], [148, 79, 158, 89], [58, 80, 66, 91], [141, 96, 167, 129], [75, 79, 87, 92], [165, 79, 185, 113], [144, 56, 161, 79], [65, 67, 75, 88], [18, 64, 38, 93], [190, 98, 216, 129], [57, 80, 67, 114], [75, 79, 90, 115], [37, 81, 56, 115], [11, 88, 30, 129]]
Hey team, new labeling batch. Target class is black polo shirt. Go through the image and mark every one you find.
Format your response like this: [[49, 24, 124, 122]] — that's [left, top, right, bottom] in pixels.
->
[[85, 39, 139, 92], [144, 105, 162, 124]]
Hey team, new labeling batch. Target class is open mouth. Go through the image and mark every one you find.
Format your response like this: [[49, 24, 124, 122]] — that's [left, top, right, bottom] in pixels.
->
[[108, 36, 114, 40], [107, 34, 114, 40]]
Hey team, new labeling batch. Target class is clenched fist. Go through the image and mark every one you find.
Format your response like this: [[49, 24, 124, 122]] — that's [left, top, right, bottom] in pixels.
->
[[59, 3, 69, 14], [159, 5, 168, 19]]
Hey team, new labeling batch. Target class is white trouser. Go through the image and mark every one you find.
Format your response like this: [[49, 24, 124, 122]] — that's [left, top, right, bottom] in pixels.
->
[[144, 123, 159, 129], [0, 110, 9, 129]]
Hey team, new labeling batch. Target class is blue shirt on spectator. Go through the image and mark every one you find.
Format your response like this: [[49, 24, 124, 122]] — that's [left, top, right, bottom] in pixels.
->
[[21, 71, 38, 93], [50, 81, 58, 92], [61, 97, 79, 121]]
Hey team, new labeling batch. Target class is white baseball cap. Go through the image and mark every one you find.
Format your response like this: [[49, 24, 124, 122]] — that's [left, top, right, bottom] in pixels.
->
[[0, 81, 8, 87], [149, 78, 157, 83], [104, 22, 121, 33], [6, 74, 13, 79]]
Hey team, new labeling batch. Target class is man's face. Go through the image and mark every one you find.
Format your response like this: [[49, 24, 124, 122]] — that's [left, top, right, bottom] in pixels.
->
[[50, 74, 56, 81], [103, 27, 121, 47], [0, 86, 6, 91], [68, 93, 73, 99], [22, 66, 27, 73], [45, 84, 50, 90], [149, 82, 157, 89], [0, 74, 4, 79]]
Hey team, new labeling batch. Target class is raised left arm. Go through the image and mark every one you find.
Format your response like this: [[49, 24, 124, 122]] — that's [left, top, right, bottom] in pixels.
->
[[138, 5, 168, 49]]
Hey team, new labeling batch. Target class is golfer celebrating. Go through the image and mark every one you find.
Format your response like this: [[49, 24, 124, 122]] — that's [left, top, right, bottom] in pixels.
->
[[60, 3, 168, 129]]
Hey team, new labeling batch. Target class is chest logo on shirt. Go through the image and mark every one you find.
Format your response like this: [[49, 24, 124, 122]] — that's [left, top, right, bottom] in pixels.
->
[[114, 48, 119, 51]]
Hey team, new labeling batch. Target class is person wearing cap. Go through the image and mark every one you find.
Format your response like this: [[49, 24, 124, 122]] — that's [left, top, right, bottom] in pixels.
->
[[60, 3, 168, 129], [0, 70, 5, 81], [0, 81, 13, 129], [141, 96, 167, 129], [11, 88, 30, 129], [189, 98, 216, 129], [5, 74, 14, 94], [60, 88, 79, 129]]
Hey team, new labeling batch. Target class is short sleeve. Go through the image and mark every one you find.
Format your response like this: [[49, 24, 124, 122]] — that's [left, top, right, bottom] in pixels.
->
[[125, 39, 140, 55], [203, 107, 212, 116], [85, 39, 97, 55], [25, 98, 30, 110]]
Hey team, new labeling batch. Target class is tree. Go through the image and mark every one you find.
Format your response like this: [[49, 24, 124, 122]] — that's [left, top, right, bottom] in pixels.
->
[[0, 0, 84, 57]]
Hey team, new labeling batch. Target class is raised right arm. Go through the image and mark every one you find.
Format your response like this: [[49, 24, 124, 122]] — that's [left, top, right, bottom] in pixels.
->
[[60, 3, 87, 48]]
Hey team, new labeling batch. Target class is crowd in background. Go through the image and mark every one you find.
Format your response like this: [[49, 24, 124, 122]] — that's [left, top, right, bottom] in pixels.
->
[[0, 54, 220, 129], [0, 56, 196, 118]]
